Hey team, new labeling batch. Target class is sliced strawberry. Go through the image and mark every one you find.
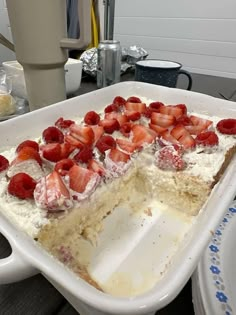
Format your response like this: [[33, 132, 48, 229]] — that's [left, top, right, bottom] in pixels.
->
[[54, 159, 76, 176], [190, 115, 213, 130], [104, 104, 119, 113], [151, 112, 176, 128], [159, 105, 183, 119], [113, 96, 126, 107], [16, 140, 39, 153], [175, 104, 187, 115], [60, 142, 76, 159], [84, 111, 100, 125], [216, 118, 236, 135], [69, 124, 95, 145], [0, 155, 9, 172], [73, 146, 93, 164], [90, 125, 104, 144], [55, 117, 75, 129], [170, 124, 189, 140], [176, 115, 193, 126], [116, 138, 137, 153], [195, 131, 219, 147], [96, 135, 116, 154], [64, 134, 84, 149], [149, 123, 167, 135], [41, 143, 61, 162], [8, 172, 36, 199], [171, 125, 195, 149], [13, 147, 42, 166], [99, 118, 120, 134], [34, 170, 72, 211], [42, 126, 64, 144], [120, 122, 134, 138], [68, 165, 96, 193], [108, 148, 130, 163], [132, 124, 157, 147], [160, 130, 180, 146], [156, 146, 186, 171], [126, 96, 142, 103], [105, 112, 128, 126], [87, 159, 106, 176], [185, 125, 207, 135], [125, 110, 141, 121], [125, 102, 147, 114], [149, 101, 165, 111]]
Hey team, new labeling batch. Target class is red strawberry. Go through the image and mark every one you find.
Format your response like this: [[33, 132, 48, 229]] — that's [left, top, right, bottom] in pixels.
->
[[156, 146, 186, 171], [42, 126, 64, 144], [149, 101, 165, 111], [13, 147, 42, 166], [68, 165, 96, 193], [116, 138, 137, 153], [176, 115, 193, 126], [185, 125, 207, 135], [60, 142, 76, 159], [99, 118, 120, 134], [125, 102, 147, 113], [149, 123, 167, 135], [126, 96, 142, 103], [195, 131, 219, 147], [190, 115, 213, 130], [108, 148, 130, 163], [105, 112, 128, 126], [171, 125, 195, 149], [175, 104, 187, 115], [113, 96, 126, 106], [125, 110, 141, 121], [96, 135, 116, 154], [69, 124, 95, 145], [34, 170, 72, 211], [8, 173, 36, 199], [132, 124, 157, 147], [160, 130, 180, 145], [159, 105, 183, 119], [55, 117, 75, 129], [73, 146, 93, 164], [216, 118, 236, 135], [0, 155, 9, 172], [87, 159, 106, 176], [151, 112, 176, 128], [84, 111, 100, 125], [90, 125, 104, 144], [41, 143, 61, 162], [64, 134, 84, 149], [54, 159, 76, 176], [104, 104, 119, 113], [120, 122, 134, 137], [16, 140, 39, 153]]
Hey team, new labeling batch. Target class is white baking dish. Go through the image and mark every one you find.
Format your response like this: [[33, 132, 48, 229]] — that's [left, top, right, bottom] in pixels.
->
[[0, 81, 236, 315]]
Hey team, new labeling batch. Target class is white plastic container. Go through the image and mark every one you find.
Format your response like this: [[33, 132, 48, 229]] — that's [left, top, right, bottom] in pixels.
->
[[0, 81, 236, 315], [2, 58, 83, 98]]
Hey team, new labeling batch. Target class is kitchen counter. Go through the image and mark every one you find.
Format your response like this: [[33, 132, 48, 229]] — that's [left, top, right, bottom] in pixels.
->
[[1, 69, 235, 315]]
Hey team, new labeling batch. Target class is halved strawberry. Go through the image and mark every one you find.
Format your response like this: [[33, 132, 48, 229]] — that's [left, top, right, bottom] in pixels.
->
[[113, 96, 126, 107], [176, 115, 193, 126], [54, 159, 76, 176], [105, 112, 128, 126], [8, 172, 36, 199], [149, 123, 167, 135], [16, 140, 39, 153], [195, 131, 219, 147], [90, 125, 104, 144], [73, 146, 93, 164], [104, 104, 119, 113], [55, 117, 75, 129], [99, 118, 120, 134], [160, 130, 180, 145], [69, 124, 95, 145], [108, 148, 130, 163], [185, 125, 207, 135], [175, 104, 187, 115], [125, 102, 147, 114], [34, 170, 72, 211], [126, 96, 142, 103], [64, 134, 84, 149], [151, 112, 176, 128], [132, 124, 157, 147], [171, 125, 195, 149], [96, 135, 116, 154], [190, 115, 213, 130], [159, 105, 183, 119], [68, 165, 96, 193], [0, 155, 9, 172], [156, 146, 186, 171], [84, 111, 100, 125], [149, 101, 165, 111], [42, 126, 64, 144], [120, 122, 134, 138], [87, 159, 106, 176], [125, 110, 141, 121], [13, 147, 42, 166], [116, 138, 137, 153], [41, 143, 61, 162], [60, 142, 76, 159]]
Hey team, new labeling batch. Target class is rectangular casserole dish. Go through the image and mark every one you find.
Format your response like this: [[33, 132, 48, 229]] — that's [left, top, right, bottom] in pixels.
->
[[0, 81, 236, 315]]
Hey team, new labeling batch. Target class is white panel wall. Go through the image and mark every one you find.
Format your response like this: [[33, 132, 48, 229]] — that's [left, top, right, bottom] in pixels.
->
[[114, 0, 236, 78], [0, 0, 15, 65]]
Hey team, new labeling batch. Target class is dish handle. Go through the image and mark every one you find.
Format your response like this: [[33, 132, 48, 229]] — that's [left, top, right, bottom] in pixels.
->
[[0, 235, 38, 284]]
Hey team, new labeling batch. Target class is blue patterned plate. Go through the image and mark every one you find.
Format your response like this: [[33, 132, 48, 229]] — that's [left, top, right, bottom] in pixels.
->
[[192, 203, 236, 315]]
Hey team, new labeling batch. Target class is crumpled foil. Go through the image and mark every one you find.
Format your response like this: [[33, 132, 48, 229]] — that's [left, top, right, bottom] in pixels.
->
[[80, 45, 148, 77]]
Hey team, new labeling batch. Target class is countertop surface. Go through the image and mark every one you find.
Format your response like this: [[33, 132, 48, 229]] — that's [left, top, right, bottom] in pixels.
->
[[1, 69, 235, 315]]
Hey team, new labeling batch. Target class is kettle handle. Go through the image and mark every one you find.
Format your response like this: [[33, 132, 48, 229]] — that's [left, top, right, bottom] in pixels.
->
[[60, 0, 92, 49]]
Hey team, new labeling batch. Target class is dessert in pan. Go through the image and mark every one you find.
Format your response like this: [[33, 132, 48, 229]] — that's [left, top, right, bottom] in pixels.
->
[[0, 94, 236, 293]]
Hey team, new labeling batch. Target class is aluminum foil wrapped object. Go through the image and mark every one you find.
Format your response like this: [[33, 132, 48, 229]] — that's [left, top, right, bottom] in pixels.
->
[[80, 45, 148, 77]]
